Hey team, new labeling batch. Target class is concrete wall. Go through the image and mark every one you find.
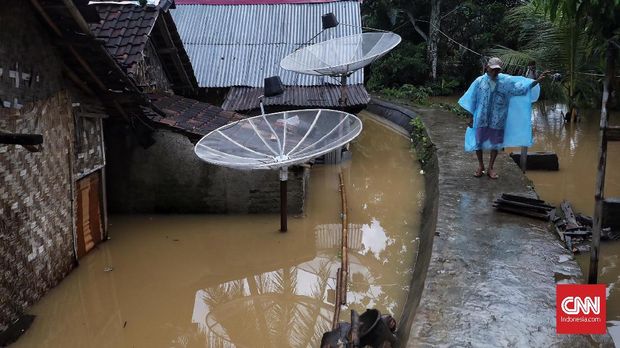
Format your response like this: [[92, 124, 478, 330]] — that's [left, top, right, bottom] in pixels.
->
[[105, 124, 307, 214]]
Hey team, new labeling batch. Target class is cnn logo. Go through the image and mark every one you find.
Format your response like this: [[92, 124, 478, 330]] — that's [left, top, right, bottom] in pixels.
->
[[556, 284, 606, 334], [560, 296, 600, 315]]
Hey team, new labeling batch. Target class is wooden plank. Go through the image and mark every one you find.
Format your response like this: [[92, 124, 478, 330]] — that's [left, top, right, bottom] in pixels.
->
[[90, 172, 103, 245], [501, 193, 553, 207], [560, 201, 581, 230], [495, 198, 554, 212], [493, 205, 551, 220], [0, 132, 43, 146], [589, 42, 616, 284]]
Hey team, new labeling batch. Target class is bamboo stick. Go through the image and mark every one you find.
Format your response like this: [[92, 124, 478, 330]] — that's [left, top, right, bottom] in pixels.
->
[[339, 172, 349, 305]]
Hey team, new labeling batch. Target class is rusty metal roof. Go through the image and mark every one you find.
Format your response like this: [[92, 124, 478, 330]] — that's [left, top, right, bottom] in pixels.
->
[[147, 93, 245, 136], [221, 84, 368, 111], [170, 1, 363, 88]]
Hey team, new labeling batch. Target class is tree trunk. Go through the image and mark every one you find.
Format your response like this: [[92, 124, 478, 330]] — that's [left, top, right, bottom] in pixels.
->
[[428, 0, 441, 81], [569, 20, 577, 122]]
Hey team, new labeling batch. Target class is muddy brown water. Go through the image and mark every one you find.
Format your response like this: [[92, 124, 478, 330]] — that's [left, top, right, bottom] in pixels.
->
[[12, 112, 424, 347], [526, 104, 620, 344]]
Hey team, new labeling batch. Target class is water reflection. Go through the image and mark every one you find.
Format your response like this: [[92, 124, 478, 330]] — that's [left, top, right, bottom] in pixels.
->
[[192, 263, 335, 348], [13, 113, 423, 347], [527, 104, 620, 214]]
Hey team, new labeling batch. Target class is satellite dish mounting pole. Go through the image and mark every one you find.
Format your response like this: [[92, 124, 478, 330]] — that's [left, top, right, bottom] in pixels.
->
[[339, 74, 348, 108], [280, 166, 288, 232], [259, 95, 266, 115]]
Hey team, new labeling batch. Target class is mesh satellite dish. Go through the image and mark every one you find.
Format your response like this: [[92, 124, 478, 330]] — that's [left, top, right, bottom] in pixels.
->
[[194, 109, 363, 231], [280, 30, 399, 162], [280, 32, 401, 78]]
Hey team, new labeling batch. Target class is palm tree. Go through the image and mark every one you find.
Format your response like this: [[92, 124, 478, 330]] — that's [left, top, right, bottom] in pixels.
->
[[490, 1, 602, 113]]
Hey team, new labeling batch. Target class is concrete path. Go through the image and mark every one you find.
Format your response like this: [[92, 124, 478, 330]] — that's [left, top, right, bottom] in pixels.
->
[[403, 105, 614, 347]]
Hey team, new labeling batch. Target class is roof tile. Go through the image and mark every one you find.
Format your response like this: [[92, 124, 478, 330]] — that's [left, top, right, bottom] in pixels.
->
[[147, 94, 245, 135], [89, 4, 159, 71]]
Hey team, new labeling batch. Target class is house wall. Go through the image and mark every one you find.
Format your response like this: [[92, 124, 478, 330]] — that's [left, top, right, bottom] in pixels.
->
[[105, 124, 307, 214], [0, 91, 76, 334], [0, 3, 107, 333], [131, 41, 172, 93]]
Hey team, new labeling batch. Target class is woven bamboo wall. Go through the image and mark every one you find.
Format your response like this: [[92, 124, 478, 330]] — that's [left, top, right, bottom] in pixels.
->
[[0, 91, 75, 331]]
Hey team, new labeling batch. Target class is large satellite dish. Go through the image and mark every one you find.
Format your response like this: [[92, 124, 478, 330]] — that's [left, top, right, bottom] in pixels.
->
[[194, 109, 363, 231], [280, 32, 402, 77], [195, 109, 362, 170], [280, 31, 399, 163]]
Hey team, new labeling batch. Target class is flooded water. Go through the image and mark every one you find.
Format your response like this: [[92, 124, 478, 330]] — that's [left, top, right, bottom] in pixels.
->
[[526, 104, 620, 345], [12, 112, 424, 347]]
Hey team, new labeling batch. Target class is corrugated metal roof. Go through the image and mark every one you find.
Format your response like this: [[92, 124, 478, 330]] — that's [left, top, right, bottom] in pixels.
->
[[221, 84, 368, 111], [177, 0, 340, 4], [171, 2, 363, 88]]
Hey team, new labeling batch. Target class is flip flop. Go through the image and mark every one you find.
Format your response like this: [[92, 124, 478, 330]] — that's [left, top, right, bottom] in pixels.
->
[[487, 170, 499, 179], [474, 168, 485, 178]]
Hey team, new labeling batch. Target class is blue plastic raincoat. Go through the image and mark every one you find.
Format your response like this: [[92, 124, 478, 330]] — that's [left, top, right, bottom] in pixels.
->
[[458, 73, 540, 152]]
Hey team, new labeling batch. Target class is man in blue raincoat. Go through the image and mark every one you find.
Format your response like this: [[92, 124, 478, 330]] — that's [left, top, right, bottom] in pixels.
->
[[458, 57, 549, 179]]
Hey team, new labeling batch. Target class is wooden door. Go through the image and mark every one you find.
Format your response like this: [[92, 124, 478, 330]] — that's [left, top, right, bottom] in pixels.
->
[[76, 171, 103, 259]]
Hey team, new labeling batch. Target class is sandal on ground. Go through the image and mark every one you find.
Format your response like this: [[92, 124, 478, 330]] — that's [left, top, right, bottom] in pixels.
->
[[474, 168, 485, 178], [487, 170, 499, 179]]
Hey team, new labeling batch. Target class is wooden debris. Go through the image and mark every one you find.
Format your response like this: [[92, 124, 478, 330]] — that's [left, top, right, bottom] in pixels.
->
[[493, 193, 555, 220]]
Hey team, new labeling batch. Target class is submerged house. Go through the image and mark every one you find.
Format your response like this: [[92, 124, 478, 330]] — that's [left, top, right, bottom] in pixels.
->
[[171, 0, 369, 112], [87, 1, 307, 214], [0, 0, 304, 339], [0, 0, 148, 336]]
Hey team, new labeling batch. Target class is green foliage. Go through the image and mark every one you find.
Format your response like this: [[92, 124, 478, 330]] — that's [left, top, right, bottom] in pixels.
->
[[409, 117, 434, 165], [425, 78, 460, 96], [378, 84, 432, 105], [362, 1, 526, 92], [366, 42, 429, 90], [489, 2, 605, 108]]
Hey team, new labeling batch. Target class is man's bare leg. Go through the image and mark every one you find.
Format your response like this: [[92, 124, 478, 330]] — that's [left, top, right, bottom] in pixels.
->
[[475, 150, 485, 177], [488, 150, 499, 178]]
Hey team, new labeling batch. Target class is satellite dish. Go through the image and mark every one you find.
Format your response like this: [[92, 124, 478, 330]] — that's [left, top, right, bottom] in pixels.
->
[[280, 32, 402, 77], [194, 109, 363, 232], [194, 109, 362, 170]]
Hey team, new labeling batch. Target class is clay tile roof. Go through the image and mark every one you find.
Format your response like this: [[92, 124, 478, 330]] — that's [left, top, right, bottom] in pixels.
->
[[90, 4, 159, 71], [146, 94, 245, 136]]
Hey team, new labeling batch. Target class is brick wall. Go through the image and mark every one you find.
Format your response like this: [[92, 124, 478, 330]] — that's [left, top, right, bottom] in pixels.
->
[[0, 3, 77, 332]]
